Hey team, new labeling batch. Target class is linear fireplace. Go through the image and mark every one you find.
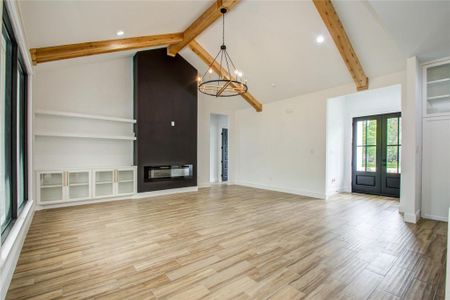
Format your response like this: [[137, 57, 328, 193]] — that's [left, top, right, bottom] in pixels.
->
[[144, 165, 193, 182]]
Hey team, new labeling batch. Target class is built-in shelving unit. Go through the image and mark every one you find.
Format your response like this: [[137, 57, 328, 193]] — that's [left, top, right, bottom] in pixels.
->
[[424, 60, 450, 116], [37, 167, 137, 205], [35, 110, 136, 123]]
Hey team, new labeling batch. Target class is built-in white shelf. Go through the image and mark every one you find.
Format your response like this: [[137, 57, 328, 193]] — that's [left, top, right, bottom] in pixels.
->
[[41, 184, 63, 188], [428, 94, 450, 101], [35, 110, 136, 124], [34, 131, 136, 141], [427, 78, 450, 85], [119, 180, 134, 183], [69, 183, 89, 187], [96, 181, 113, 185]]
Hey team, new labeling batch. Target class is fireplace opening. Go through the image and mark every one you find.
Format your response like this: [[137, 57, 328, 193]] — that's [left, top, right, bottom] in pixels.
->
[[144, 165, 193, 182]]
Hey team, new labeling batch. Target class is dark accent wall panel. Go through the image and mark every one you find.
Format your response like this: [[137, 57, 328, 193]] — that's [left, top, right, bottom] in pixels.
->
[[134, 48, 197, 192]]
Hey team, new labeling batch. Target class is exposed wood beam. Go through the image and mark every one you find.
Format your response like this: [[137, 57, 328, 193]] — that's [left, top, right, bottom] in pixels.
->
[[189, 40, 263, 112], [312, 0, 368, 91], [30, 33, 183, 65], [167, 0, 240, 57]]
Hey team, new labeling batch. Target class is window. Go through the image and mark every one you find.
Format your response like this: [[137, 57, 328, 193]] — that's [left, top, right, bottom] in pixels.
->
[[1, 6, 28, 242], [356, 119, 377, 172]]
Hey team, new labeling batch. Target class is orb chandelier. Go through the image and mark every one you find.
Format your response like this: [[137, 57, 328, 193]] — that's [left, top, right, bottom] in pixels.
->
[[197, 8, 248, 97]]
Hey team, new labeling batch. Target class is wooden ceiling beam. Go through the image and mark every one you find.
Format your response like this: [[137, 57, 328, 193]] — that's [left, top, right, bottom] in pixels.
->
[[312, 0, 368, 91], [30, 33, 183, 65], [189, 40, 263, 112], [167, 0, 240, 57]]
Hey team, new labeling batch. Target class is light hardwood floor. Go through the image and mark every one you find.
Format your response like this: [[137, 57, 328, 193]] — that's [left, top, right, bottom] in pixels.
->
[[7, 185, 447, 299]]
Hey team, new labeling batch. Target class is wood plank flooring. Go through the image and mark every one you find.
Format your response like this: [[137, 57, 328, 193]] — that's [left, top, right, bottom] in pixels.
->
[[7, 185, 447, 299]]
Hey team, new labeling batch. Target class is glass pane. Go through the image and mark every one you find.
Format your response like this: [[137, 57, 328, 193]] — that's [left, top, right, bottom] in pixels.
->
[[398, 117, 402, 145], [387, 118, 398, 145], [17, 64, 26, 208], [1, 28, 13, 234], [367, 146, 377, 172], [356, 120, 365, 146], [366, 120, 377, 146], [356, 146, 366, 171], [398, 146, 402, 174], [387, 146, 398, 173]]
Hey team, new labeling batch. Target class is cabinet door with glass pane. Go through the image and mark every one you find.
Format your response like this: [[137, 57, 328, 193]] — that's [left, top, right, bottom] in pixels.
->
[[38, 171, 64, 203], [68, 170, 91, 201], [93, 169, 115, 198], [116, 168, 136, 196]]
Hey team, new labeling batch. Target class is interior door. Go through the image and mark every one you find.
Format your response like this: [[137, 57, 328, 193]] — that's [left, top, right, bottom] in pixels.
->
[[352, 113, 401, 197], [221, 128, 228, 182]]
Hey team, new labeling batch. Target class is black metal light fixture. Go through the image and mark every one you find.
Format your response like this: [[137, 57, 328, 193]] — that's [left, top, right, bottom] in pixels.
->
[[197, 8, 248, 97]]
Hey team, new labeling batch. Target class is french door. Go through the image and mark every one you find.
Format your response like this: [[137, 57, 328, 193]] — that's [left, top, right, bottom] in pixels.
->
[[352, 113, 401, 197]]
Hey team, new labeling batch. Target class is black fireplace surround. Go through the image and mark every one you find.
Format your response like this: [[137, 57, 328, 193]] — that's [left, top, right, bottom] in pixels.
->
[[134, 48, 198, 192], [144, 165, 193, 182]]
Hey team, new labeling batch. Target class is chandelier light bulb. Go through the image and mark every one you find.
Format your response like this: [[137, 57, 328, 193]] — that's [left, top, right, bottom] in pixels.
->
[[208, 68, 213, 74], [234, 69, 239, 74]]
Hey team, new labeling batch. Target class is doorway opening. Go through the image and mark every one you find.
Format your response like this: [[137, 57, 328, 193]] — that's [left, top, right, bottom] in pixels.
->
[[352, 113, 401, 197], [209, 114, 229, 183], [325, 84, 402, 199]]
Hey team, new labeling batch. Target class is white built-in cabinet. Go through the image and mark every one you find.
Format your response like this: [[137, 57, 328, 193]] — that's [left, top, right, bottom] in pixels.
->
[[37, 166, 136, 205], [422, 58, 450, 221]]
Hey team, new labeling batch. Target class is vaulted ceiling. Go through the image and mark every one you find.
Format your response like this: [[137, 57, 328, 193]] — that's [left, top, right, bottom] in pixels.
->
[[17, 0, 449, 106]]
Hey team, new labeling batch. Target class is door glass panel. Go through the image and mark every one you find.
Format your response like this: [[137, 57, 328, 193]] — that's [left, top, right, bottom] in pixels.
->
[[366, 146, 377, 172], [387, 118, 398, 145], [386, 146, 398, 173], [356, 146, 366, 171], [398, 146, 401, 173], [366, 120, 377, 146], [356, 120, 365, 146]]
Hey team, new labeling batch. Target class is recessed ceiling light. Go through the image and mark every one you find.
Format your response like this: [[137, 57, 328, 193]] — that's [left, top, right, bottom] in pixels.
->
[[116, 30, 124, 36], [316, 35, 325, 44], [271, 83, 276, 87]]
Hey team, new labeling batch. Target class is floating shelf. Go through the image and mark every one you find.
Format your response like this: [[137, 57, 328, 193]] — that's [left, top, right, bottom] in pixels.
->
[[118, 180, 134, 183], [34, 131, 136, 141], [35, 110, 136, 124], [428, 94, 450, 101], [427, 78, 450, 85]]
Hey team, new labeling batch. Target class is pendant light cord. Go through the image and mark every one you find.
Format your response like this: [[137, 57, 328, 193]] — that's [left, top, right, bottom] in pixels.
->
[[222, 12, 225, 46]]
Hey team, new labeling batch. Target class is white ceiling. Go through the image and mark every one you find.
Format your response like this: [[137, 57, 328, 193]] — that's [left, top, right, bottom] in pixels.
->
[[368, 0, 450, 62], [17, 0, 446, 105]]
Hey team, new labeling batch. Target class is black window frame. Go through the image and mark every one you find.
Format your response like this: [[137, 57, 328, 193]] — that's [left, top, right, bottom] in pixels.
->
[[1, 4, 29, 243]]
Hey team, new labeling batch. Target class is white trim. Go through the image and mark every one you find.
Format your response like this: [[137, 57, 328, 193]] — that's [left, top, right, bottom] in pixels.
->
[[133, 186, 198, 199], [0, 200, 35, 299], [198, 182, 212, 188], [421, 213, 448, 222], [236, 181, 325, 199], [4, 0, 33, 73], [404, 209, 421, 223], [34, 110, 136, 124]]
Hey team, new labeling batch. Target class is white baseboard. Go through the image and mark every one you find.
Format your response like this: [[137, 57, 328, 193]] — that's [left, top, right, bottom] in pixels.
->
[[404, 209, 421, 223], [421, 213, 448, 222], [1, 200, 35, 299], [236, 181, 325, 199], [133, 186, 198, 199], [198, 182, 212, 188]]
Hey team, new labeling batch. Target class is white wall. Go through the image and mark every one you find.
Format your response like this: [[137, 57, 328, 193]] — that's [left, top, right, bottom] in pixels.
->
[[209, 114, 228, 183], [32, 56, 134, 170], [401, 56, 422, 223], [326, 85, 402, 196], [235, 72, 405, 199], [198, 94, 239, 187]]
